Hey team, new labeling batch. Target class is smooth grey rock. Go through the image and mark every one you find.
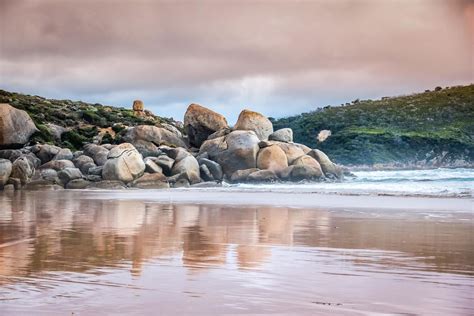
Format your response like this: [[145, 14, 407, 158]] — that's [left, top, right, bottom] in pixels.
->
[[247, 170, 279, 182], [199, 164, 214, 181], [171, 155, 200, 184], [269, 128, 293, 143], [0, 103, 38, 147], [83, 144, 109, 166], [58, 168, 83, 185], [87, 180, 127, 190], [53, 148, 73, 161], [11, 156, 35, 185], [230, 168, 259, 182], [154, 155, 174, 176], [35, 144, 61, 164], [198, 158, 223, 181], [123, 125, 186, 149], [144, 158, 163, 174], [39, 159, 75, 171], [66, 178, 91, 189], [130, 173, 169, 189]]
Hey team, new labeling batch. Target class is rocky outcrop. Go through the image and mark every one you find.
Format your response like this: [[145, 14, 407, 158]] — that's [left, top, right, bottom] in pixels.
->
[[234, 109, 273, 141], [0, 103, 38, 148], [123, 125, 186, 153], [184, 103, 229, 148], [102, 143, 145, 183]]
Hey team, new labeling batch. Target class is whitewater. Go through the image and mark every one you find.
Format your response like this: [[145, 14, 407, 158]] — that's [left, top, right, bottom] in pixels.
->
[[227, 168, 474, 198]]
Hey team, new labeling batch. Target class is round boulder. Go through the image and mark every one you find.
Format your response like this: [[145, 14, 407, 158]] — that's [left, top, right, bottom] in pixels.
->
[[234, 109, 273, 141], [256, 145, 288, 173], [102, 143, 145, 183], [171, 155, 201, 184], [269, 128, 293, 143], [0, 103, 38, 148], [184, 103, 229, 148]]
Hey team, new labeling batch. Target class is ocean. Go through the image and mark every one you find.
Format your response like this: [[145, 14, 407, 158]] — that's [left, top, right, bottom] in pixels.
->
[[229, 168, 474, 198]]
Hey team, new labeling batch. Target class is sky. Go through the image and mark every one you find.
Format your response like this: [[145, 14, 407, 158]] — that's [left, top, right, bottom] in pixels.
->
[[0, 0, 472, 123]]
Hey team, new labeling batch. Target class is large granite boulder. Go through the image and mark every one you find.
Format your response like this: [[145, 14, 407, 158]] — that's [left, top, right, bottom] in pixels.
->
[[0, 158, 12, 187], [256, 145, 288, 174], [200, 130, 260, 178], [268, 128, 293, 143], [171, 155, 201, 184], [123, 125, 186, 151], [233, 109, 273, 141], [184, 103, 229, 148], [291, 155, 323, 180], [102, 143, 145, 183], [0, 103, 38, 148]]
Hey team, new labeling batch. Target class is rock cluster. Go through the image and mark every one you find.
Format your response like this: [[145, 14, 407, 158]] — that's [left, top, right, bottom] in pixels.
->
[[0, 102, 344, 191]]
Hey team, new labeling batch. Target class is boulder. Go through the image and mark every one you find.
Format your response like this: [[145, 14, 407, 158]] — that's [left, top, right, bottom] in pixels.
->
[[207, 128, 232, 141], [291, 155, 323, 180], [10, 156, 35, 185], [66, 179, 91, 189], [184, 103, 229, 147], [32, 168, 59, 183], [198, 158, 223, 181], [199, 164, 214, 181], [200, 130, 260, 178], [173, 178, 190, 188], [130, 173, 169, 189], [132, 100, 144, 112], [171, 155, 201, 184], [144, 158, 163, 174], [53, 148, 73, 161], [230, 168, 259, 182], [35, 144, 61, 164], [0, 158, 12, 187], [129, 139, 160, 158], [274, 142, 306, 165], [153, 155, 174, 176], [160, 146, 191, 161], [294, 143, 311, 154], [247, 170, 279, 182], [123, 125, 186, 150], [57, 168, 83, 185], [0, 149, 23, 162], [308, 149, 342, 179], [88, 166, 103, 176], [102, 143, 145, 183], [161, 123, 183, 138], [83, 144, 110, 166], [256, 145, 288, 173], [22, 152, 41, 168], [73, 155, 96, 174], [279, 165, 295, 180], [46, 123, 67, 141], [39, 159, 75, 171], [269, 128, 293, 143], [0, 103, 38, 148], [234, 109, 273, 140]]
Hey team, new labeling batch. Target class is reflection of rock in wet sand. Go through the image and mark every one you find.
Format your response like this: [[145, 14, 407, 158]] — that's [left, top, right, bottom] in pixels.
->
[[0, 191, 473, 282]]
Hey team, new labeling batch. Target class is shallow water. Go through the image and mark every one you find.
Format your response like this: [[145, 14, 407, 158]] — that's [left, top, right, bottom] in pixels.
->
[[0, 191, 473, 315]]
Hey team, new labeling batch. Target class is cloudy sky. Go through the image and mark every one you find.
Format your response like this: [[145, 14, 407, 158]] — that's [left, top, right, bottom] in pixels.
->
[[0, 0, 472, 123]]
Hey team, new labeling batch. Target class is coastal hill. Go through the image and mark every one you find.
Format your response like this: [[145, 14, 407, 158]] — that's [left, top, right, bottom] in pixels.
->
[[272, 85, 474, 167], [0, 89, 178, 151]]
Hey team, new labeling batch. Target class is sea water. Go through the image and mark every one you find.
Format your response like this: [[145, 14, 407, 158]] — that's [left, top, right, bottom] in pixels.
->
[[231, 168, 474, 197]]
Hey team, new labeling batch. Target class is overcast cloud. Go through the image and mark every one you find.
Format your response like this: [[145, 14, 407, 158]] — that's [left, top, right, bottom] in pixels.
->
[[0, 0, 472, 122]]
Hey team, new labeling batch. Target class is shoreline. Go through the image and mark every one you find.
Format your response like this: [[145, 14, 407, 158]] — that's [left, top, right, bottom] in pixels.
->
[[23, 188, 473, 212]]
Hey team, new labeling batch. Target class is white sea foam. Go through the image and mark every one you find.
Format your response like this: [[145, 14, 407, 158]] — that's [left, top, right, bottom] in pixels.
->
[[228, 168, 474, 197]]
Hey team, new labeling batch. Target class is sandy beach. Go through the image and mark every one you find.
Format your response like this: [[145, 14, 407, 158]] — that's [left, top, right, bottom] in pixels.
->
[[0, 190, 472, 315]]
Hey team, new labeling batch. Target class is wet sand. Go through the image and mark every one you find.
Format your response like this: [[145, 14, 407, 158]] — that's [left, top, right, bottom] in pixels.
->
[[0, 190, 473, 315]]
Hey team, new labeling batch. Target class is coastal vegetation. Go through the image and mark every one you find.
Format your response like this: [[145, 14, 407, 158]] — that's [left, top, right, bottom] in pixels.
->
[[272, 85, 474, 166]]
